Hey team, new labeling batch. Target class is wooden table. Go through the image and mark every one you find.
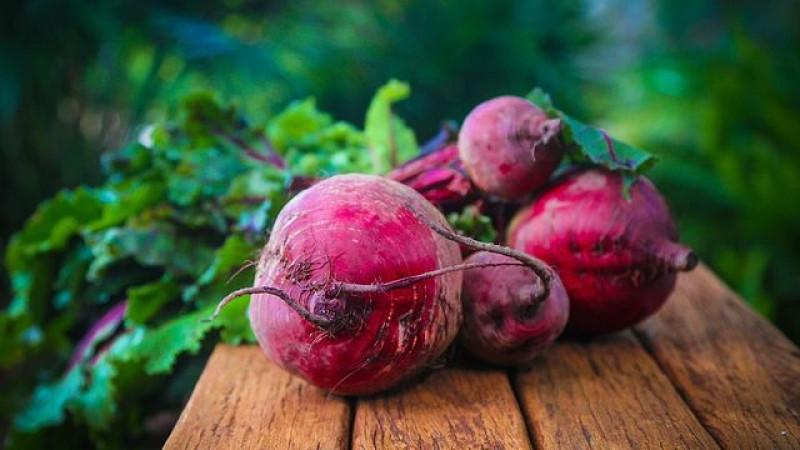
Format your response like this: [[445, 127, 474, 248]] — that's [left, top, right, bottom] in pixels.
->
[[165, 265, 800, 449]]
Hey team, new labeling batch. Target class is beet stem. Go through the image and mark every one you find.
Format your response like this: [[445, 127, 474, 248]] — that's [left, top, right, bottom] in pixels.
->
[[409, 206, 554, 303], [334, 261, 525, 295], [208, 285, 333, 329]]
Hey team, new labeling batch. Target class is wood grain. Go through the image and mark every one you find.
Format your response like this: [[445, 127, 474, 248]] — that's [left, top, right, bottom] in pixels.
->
[[636, 265, 800, 449], [352, 368, 530, 449], [514, 331, 718, 449], [164, 345, 351, 450]]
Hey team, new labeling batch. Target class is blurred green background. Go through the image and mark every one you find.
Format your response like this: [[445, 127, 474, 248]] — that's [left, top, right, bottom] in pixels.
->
[[1, 0, 798, 443]]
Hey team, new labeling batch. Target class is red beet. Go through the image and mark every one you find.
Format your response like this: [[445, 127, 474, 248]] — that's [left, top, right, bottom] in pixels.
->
[[458, 96, 563, 199], [507, 168, 697, 335], [223, 174, 464, 395], [460, 252, 569, 365]]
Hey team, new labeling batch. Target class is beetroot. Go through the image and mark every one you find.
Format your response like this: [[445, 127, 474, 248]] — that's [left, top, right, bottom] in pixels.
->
[[458, 96, 563, 199], [460, 252, 569, 365], [224, 174, 465, 395], [507, 168, 697, 335]]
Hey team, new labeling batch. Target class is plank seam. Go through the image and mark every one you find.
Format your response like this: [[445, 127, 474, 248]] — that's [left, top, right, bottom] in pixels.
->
[[347, 396, 357, 450], [507, 369, 537, 450], [632, 329, 725, 450]]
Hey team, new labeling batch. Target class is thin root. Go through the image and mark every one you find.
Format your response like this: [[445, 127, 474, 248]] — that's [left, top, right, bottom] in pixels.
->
[[407, 204, 554, 304]]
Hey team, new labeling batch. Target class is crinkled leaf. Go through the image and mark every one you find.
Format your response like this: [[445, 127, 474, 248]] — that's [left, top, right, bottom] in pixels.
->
[[167, 147, 247, 206], [85, 225, 215, 279], [365, 79, 418, 173], [126, 279, 181, 325], [88, 179, 166, 230], [124, 308, 214, 374], [119, 304, 242, 375], [14, 368, 84, 431]]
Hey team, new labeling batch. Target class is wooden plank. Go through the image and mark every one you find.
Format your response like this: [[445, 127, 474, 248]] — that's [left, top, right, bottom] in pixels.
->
[[352, 368, 531, 449], [635, 265, 800, 449], [514, 331, 718, 449], [164, 345, 351, 450]]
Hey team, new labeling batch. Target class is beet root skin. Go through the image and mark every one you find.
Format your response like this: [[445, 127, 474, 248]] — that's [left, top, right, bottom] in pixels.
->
[[507, 168, 697, 335], [458, 96, 563, 200], [460, 252, 569, 365], [249, 174, 463, 395]]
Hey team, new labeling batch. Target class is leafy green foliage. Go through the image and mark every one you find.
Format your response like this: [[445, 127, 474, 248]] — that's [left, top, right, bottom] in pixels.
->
[[1, 81, 413, 448], [447, 206, 497, 243]]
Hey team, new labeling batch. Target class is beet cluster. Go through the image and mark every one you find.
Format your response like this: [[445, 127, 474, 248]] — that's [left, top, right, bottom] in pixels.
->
[[216, 94, 697, 395]]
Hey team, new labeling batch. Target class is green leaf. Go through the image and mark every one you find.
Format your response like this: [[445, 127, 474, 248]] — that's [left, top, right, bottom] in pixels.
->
[[527, 87, 555, 114], [126, 279, 181, 325], [73, 359, 117, 430], [5, 188, 102, 267], [85, 225, 215, 279], [14, 368, 84, 431], [527, 87, 657, 178], [268, 98, 332, 151], [114, 300, 253, 378], [166, 147, 247, 206], [215, 296, 255, 345], [561, 115, 657, 174], [364, 79, 418, 173], [447, 205, 497, 243], [88, 179, 166, 230], [129, 308, 214, 374], [196, 235, 258, 287]]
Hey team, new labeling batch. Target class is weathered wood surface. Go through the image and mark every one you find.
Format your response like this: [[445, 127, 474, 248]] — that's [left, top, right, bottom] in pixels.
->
[[166, 266, 800, 449], [636, 265, 800, 449], [163, 345, 351, 450], [514, 331, 719, 449], [352, 368, 530, 449]]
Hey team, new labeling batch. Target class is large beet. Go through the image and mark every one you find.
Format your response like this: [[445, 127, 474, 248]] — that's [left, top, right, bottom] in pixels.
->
[[507, 168, 697, 335], [247, 174, 463, 394]]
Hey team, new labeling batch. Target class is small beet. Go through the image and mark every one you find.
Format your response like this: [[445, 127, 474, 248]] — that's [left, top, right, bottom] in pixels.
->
[[458, 96, 563, 199], [460, 252, 569, 365], [507, 168, 697, 335]]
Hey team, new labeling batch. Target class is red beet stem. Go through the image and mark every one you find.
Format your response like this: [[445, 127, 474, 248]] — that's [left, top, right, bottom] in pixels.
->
[[409, 204, 555, 304], [210, 286, 334, 328], [333, 261, 524, 295]]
